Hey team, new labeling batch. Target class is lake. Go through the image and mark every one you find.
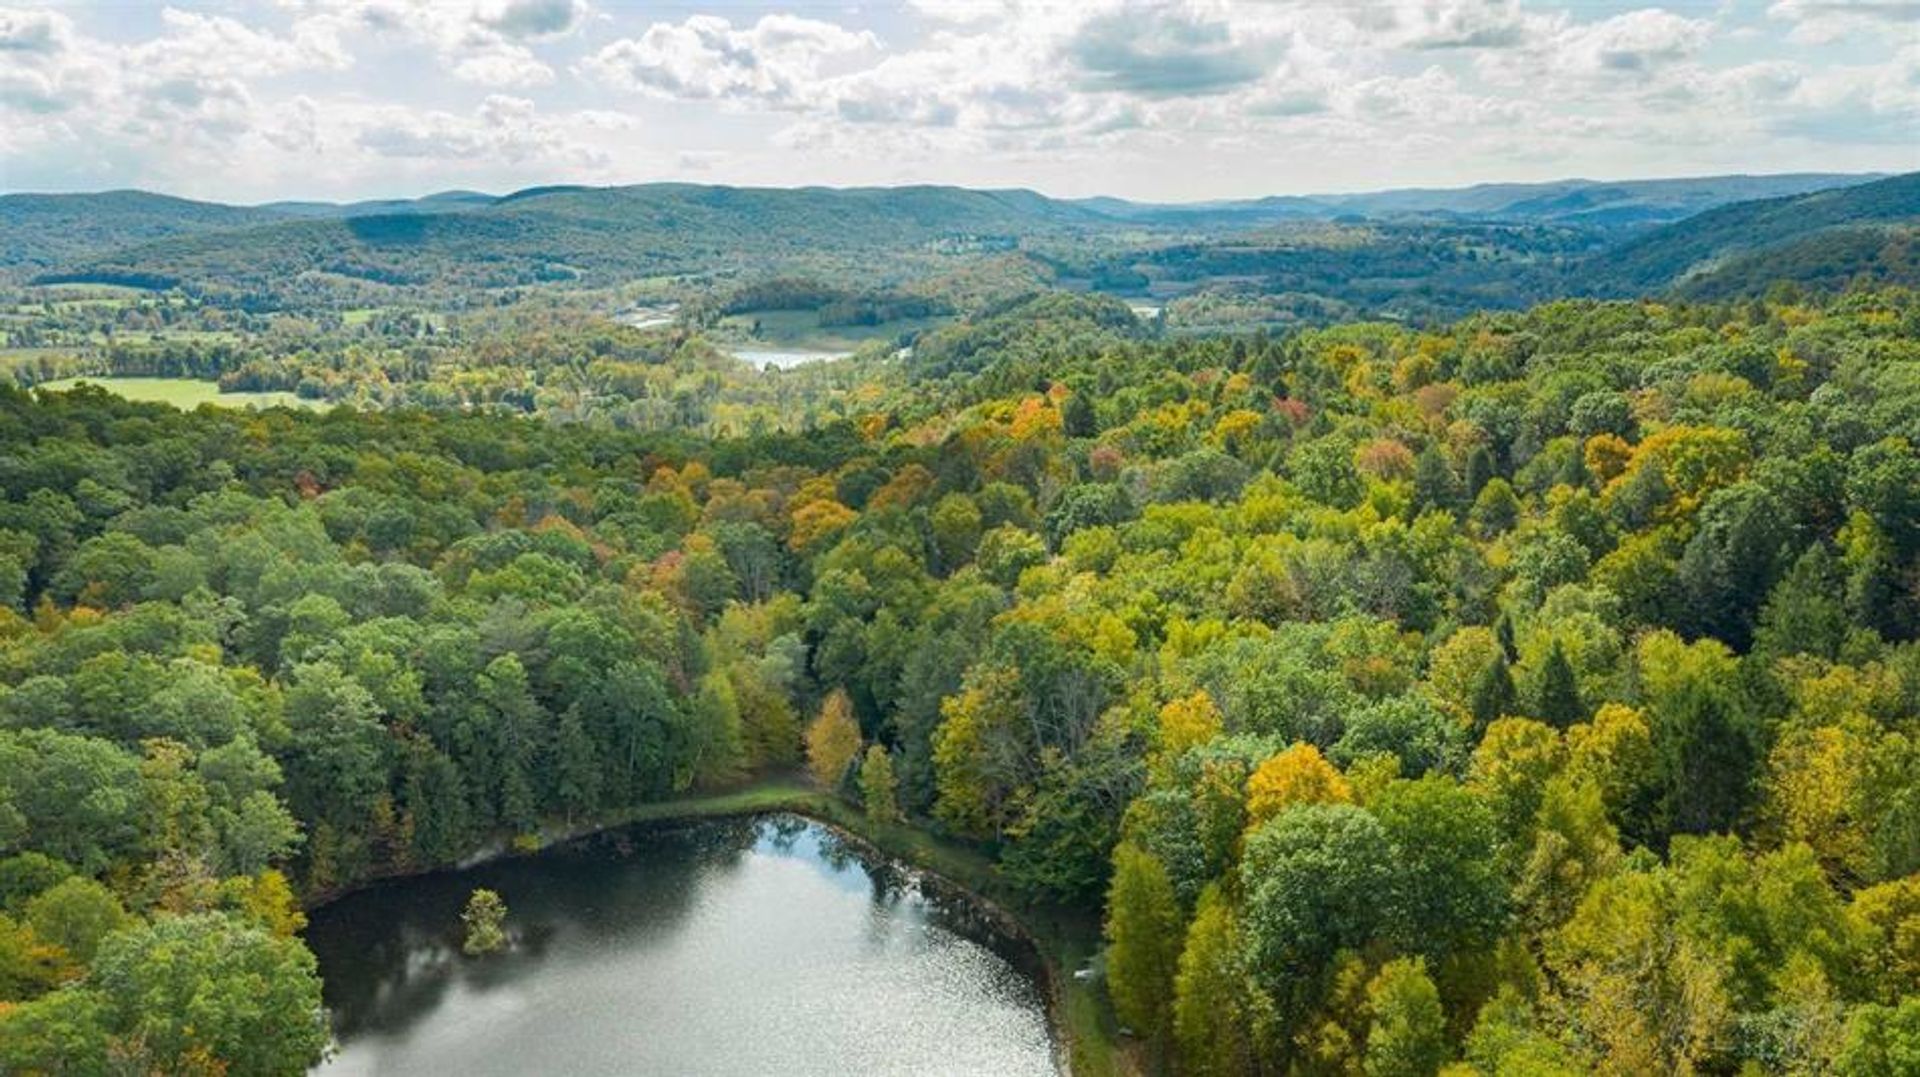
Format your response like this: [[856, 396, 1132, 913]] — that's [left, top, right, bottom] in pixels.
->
[[305, 815, 1058, 1076], [729, 346, 855, 370]]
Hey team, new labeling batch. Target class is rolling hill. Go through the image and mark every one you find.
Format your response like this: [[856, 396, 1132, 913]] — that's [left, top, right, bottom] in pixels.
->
[[0, 190, 287, 274], [28, 183, 1112, 295], [1581, 171, 1920, 297]]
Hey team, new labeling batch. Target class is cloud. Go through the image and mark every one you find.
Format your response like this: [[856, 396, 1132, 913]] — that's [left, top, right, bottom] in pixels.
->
[[1064, 4, 1281, 97], [476, 0, 589, 41], [1, 0, 1914, 202], [1769, 0, 1920, 43], [289, 0, 590, 87], [0, 6, 618, 199], [0, 6, 71, 55], [1558, 9, 1712, 74], [1385, 0, 1554, 51], [582, 14, 878, 105]]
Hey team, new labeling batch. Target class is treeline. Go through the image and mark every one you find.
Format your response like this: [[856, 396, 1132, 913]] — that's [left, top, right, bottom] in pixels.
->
[[0, 289, 1918, 1073], [680, 276, 955, 329]]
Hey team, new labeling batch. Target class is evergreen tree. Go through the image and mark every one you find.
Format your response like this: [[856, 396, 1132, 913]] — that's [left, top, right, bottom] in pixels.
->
[[1470, 653, 1517, 730], [1676, 483, 1794, 649], [552, 705, 600, 823], [1062, 390, 1097, 438], [1413, 446, 1460, 516], [1534, 641, 1585, 728], [1754, 544, 1851, 660], [1610, 460, 1672, 531], [1465, 445, 1497, 499], [1654, 681, 1756, 841]]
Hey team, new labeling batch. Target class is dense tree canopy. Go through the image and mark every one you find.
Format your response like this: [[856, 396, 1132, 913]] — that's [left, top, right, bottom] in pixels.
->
[[0, 287, 1917, 1073]]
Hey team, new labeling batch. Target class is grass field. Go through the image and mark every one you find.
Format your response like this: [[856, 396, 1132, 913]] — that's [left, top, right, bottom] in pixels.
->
[[36, 376, 319, 410]]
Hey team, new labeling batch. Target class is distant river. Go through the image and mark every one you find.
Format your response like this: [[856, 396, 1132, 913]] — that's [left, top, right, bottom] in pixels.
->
[[305, 815, 1057, 1076]]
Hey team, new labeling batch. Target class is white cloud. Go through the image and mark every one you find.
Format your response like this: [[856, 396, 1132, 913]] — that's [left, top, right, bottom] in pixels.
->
[[1769, 0, 1920, 44], [1556, 9, 1713, 75], [288, 0, 591, 87], [1381, 0, 1558, 51], [582, 14, 878, 105], [0, 6, 74, 55]]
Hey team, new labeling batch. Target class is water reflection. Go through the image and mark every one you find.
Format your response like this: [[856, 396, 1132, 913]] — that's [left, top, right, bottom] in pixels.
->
[[306, 814, 1056, 1076]]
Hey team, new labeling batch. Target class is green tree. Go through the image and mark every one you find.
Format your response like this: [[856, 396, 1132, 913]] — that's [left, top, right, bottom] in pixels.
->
[[552, 705, 602, 822], [92, 912, 328, 1076], [1838, 997, 1920, 1077], [23, 876, 128, 965], [1465, 445, 1497, 499], [1413, 446, 1460, 516], [0, 729, 143, 874], [1676, 483, 1794, 649], [1105, 841, 1182, 1048], [1653, 679, 1756, 840], [1241, 803, 1396, 991], [1173, 886, 1266, 1077], [1470, 478, 1521, 536], [1364, 957, 1449, 1077], [1371, 777, 1506, 962], [859, 745, 901, 825], [1754, 543, 1851, 660], [0, 986, 111, 1075]]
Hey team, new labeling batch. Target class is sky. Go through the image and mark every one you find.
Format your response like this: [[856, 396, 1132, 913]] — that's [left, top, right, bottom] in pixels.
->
[[1, 1, 1916, 204]]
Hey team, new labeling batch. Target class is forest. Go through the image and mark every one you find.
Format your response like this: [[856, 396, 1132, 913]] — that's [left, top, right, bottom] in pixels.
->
[[0, 281, 1914, 1074]]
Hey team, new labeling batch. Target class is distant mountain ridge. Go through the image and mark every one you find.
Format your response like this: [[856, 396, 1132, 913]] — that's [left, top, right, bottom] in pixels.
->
[[2, 171, 1908, 304], [258, 190, 499, 219], [1074, 172, 1886, 227]]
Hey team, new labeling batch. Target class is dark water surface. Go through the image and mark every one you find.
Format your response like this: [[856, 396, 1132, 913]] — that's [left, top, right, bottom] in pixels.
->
[[305, 814, 1057, 1076]]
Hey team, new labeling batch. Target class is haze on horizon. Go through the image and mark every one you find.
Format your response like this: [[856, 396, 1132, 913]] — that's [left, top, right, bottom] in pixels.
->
[[2, 0, 1916, 205]]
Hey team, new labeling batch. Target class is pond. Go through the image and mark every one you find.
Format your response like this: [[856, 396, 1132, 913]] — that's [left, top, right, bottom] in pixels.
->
[[728, 346, 856, 371], [305, 815, 1058, 1076]]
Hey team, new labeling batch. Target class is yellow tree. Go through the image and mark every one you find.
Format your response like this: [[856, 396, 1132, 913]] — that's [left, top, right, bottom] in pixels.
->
[[1245, 743, 1352, 830], [1156, 691, 1224, 765], [805, 689, 862, 789], [1566, 703, 1657, 820], [931, 667, 1023, 839], [1469, 718, 1566, 849], [1547, 869, 1731, 1075], [1764, 719, 1876, 886]]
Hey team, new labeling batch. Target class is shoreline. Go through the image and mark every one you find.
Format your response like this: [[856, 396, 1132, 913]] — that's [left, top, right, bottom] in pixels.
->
[[301, 777, 1124, 1077]]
